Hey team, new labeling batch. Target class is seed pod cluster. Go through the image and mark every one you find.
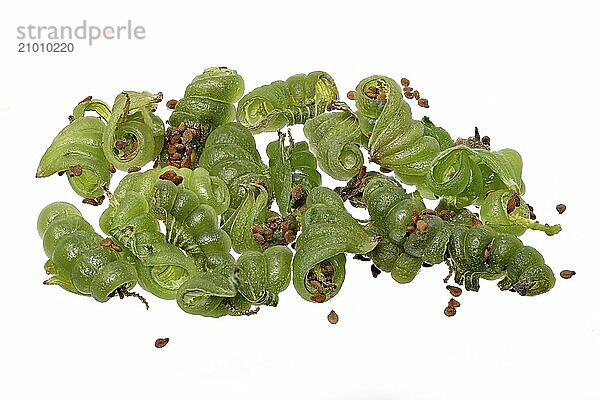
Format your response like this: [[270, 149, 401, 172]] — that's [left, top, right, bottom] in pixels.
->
[[36, 67, 566, 321]]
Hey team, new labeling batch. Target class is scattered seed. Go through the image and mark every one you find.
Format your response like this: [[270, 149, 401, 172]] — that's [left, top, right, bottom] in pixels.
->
[[506, 193, 521, 213], [417, 98, 429, 108], [446, 285, 462, 297], [166, 99, 178, 109], [444, 306, 457, 317], [127, 166, 141, 173], [69, 165, 82, 176], [327, 310, 339, 324], [155, 338, 169, 348], [371, 264, 381, 278], [111, 243, 123, 252], [413, 90, 420, 100], [556, 204, 566, 214], [79, 95, 93, 104], [404, 91, 414, 99], [82, 198, 98, 206], [311, 294, 326, 303], [560, 270, 576, 279], [171, 152, 182, 160], [167, 144, 177, 155], [448, 298, 461, 308], [100, 238, 114, 247], [346, 91, 356, 100], [400, 78, 410, 87], [169, 134, 181, 145]]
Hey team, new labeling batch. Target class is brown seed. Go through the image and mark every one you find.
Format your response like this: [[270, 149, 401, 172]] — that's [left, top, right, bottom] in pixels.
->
[[444, 306, 457, 317], [406, 225, 415, 233], [365, 87, 378, 99], [177, 122, 186, 133], [108, 163, 116, 173], [309, 280, 322, 291], [100, 238, 114, 247], [170, 152, 183, 161], [82, 198, 98, 206], [379, 166, 392, 173], [172, 176, 184, 186], [358, 165, 367, 180], [506, 193, 521, 213], [167, 144, 177, 155], [400, 78, 410, 87], [482, 136, 491, 146], [111, 243, 123, 252], [438, 209, 455, 220], [169, 134, 181, 145], [252, 233, 265, 243], [115, 140, 127, 149], [284, 230, 296, 244], [418, 98, 429, 108], [159, 170, 177, 181], [174, 143, 185, 151], [167, 160, 181, 167], [404, 91, 414, 99], [346, 90, 356, 100], [155, 338, 169, 348], [166, 99, 178, 109], [96, 195, 105, 205], [262, 228, 274, 241], [422, 209, 436, 215], [69, 165, 82, 176], [483, 246, 491, 262], [446, 285, 462, 297], [68, 115, 75, 123], [182, 129, 195, 144], [560, 270, 576, 279], [371, 264, 381, 278], [530, 212, 537, 220], [376, 92, 387, 101], [413, 90, 420, 100], [79, 95, 93, 104], [416, 219, 428, 233], [185, 148, 193, 156], [327, 310, 339, 324], [127, 166, 141, 173], [448, 298, 461, 308], [311, 294, 326, 303], [321, 262, 334, 276], [404, 86, 413, 93], [556, 204, 566, 214]]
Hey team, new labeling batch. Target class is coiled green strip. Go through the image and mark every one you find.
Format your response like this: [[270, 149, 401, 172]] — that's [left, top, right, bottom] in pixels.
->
[[151, 179, 232, 268], [448, 223, 555, 295], [363, 176, 429, 283], [103, 191, 201, 300], [102, 91, 165, 171], [355, 75, 451, 186], [236, 71, 339, 133], [198, 122, 270, 208], [292, 187, 380, 302], [304, 109, 365, 181], [168, 67, 245, 132], [36, 98, 112, 198], [237, 246, 293, 307], [38, 202, 139, 302]]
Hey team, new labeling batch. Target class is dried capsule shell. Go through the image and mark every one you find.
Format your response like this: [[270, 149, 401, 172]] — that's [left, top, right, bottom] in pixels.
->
[[327, 310, 339, 324]]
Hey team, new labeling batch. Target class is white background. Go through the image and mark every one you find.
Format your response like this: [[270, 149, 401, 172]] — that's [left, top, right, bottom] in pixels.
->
[[1, 1, 599, 399]]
